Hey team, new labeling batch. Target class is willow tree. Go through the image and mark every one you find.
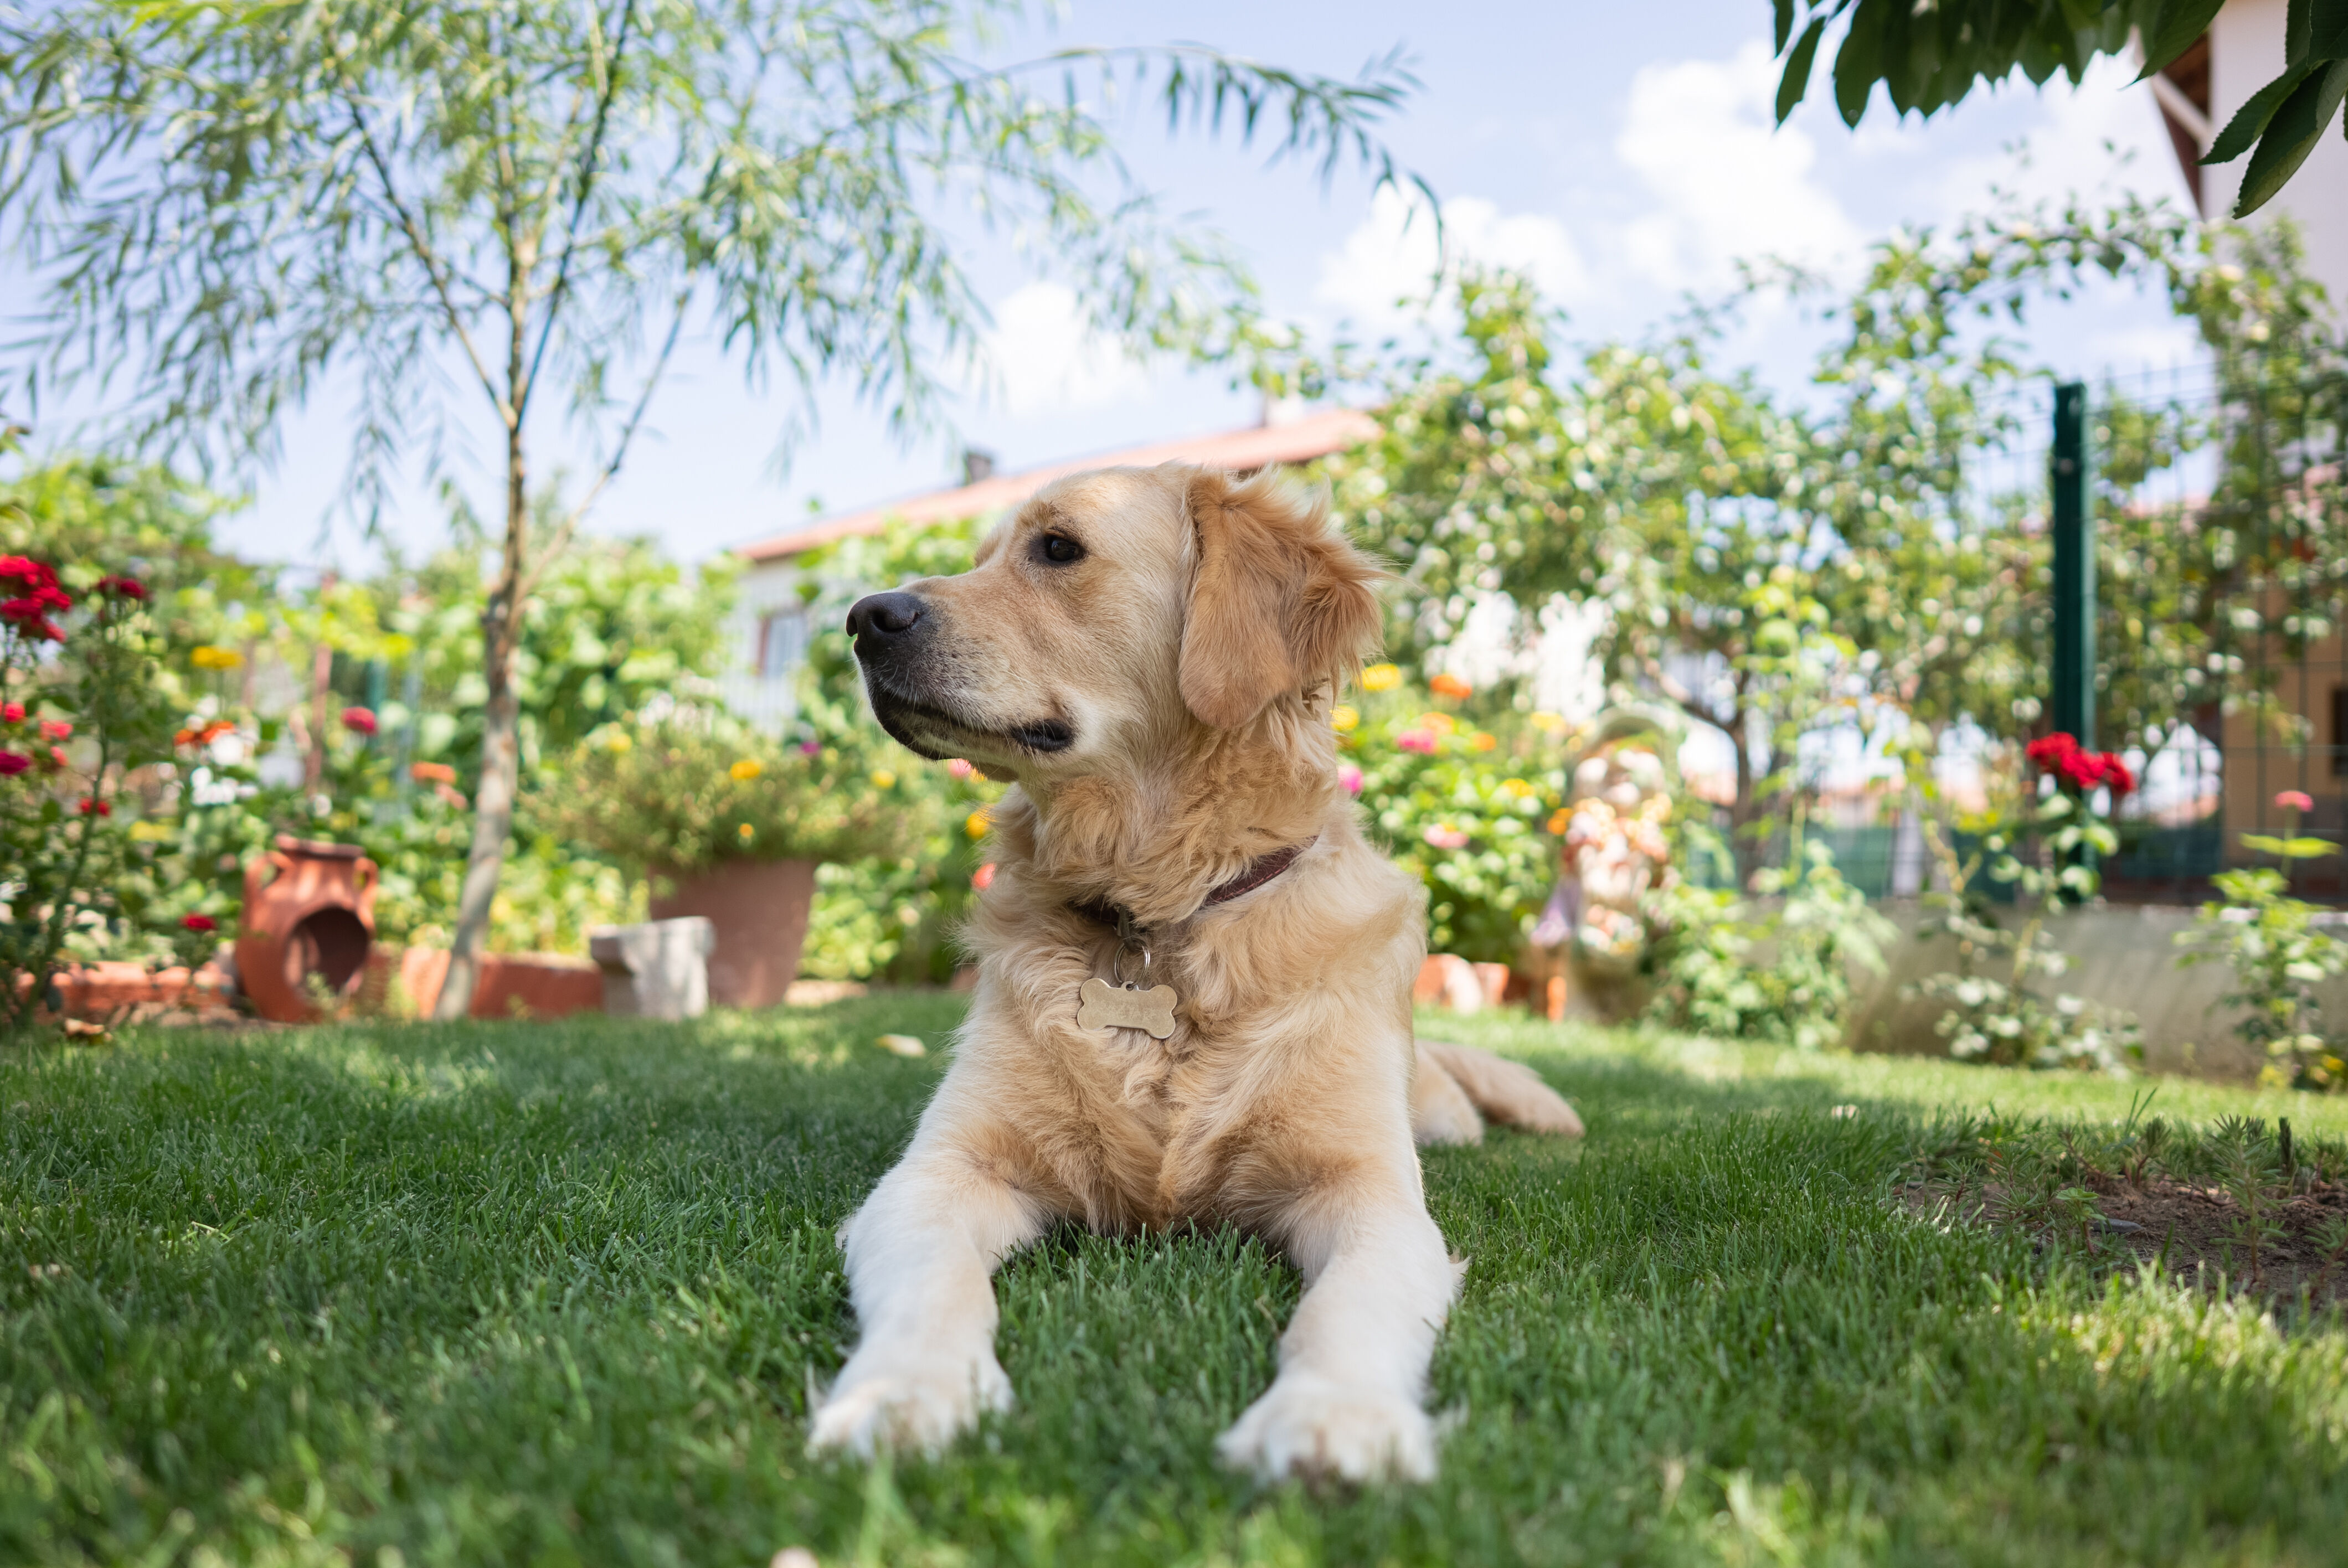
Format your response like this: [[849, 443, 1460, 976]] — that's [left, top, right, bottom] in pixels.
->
[[0, 0, 1422, 1015]]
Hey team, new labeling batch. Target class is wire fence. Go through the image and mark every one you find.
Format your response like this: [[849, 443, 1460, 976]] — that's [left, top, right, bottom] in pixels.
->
[[1685, 355, 2348, 905]]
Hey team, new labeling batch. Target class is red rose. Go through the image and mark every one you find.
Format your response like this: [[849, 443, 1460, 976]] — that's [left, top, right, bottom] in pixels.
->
[[0, 557, 60, 595], [77, 797, 110, 816], [0, 751, 27, 776], [95, 574, 147, 601], [2025, 732, 2081, 768], [45, 746, 66, 769], [39, 719, 70, 741], [180, 913, 218, 933], [341, 706, 378, 736], [1, 702, 20, 724], [2099, 755, 2135, 798]]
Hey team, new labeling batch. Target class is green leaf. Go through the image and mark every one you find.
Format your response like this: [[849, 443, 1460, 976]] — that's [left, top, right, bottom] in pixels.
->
[[1778, 17, 1829, 123], [2135, 0, 2226, 79], [1833, 0, 1889, 126], [2241, 832, 2340, 859], [2232, 59, 2348, 213], [1774, 0, 1796, 55], [2313, 0, 2348, 58], [2203, 61, 2318, 164]]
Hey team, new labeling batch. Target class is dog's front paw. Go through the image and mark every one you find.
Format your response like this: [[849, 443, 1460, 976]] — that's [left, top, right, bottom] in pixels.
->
[[808, 1352, 1012, 1457], [1216, 1371, 1438, 1482]]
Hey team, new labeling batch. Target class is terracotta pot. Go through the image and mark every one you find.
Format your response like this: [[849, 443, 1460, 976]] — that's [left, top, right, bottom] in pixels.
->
[[649, 858, 817, 1009], [234, 836, 378, 1023]]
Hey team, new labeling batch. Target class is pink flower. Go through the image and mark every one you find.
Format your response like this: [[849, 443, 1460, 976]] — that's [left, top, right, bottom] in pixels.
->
[[39, 720, 70, 741], [1338, 762, 1364, 795], [0, 751, 26, 776], [341, 706, 378, 736], [1396, 730, 1437, 755], [971, 862, 996, 891], [1422, 823, 1471, 850], [181, 913, 217, 933], [2277, 790, 2315, 813], [799, 740, 821, 756], [946, 758, 974, 779], [2, 702, 20, 723]]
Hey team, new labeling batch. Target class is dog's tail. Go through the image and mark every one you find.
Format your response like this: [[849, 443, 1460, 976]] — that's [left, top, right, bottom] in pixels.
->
[[1412, 1039, 1585, 1146]]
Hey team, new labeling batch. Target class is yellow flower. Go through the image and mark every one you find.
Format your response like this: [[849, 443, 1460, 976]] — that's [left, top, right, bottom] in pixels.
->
[[1360, 663, 1402, 692], [738, 823, 755, 842], [190, 645, 244, 671], [604, 730, 633, 754], [1330, 705, 1360, 733], [1528, 710, 1564, 733], [729, 759, 763, 781], [966, 809, 992, 840], [870, 769, 897, 789], [1500, 777, 1532, 799], [1470, 732, 1497, 752]]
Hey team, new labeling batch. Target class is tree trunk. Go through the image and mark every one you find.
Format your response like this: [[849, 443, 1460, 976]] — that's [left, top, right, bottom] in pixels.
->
[[433, 417, 530, 1020]]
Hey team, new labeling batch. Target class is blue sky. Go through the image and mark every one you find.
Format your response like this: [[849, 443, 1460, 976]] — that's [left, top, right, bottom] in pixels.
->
[[9, 1, 2200, 570]]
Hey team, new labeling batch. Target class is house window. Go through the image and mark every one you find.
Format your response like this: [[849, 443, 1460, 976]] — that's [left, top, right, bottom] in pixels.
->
[[759, 607, 811, 678]]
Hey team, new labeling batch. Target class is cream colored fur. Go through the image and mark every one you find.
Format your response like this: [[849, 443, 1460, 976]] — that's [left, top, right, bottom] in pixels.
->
[[809, 463, 1582, 1482]]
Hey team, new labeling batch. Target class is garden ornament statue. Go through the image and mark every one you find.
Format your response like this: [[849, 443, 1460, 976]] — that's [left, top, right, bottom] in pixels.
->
[[1530, 708, 1681, 1018], [234, 835, 379, 1023]]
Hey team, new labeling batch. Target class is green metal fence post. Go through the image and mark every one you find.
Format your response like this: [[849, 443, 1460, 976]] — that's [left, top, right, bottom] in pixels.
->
[[2052, 382, 2093, 747]]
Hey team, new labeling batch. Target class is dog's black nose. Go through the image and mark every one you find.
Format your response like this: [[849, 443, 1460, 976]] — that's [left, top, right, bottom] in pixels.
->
[[846, 591, 924, 639]]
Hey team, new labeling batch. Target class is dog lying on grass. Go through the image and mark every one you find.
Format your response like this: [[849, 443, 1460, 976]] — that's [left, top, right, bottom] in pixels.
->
[[812, 463, 1583, 1481]]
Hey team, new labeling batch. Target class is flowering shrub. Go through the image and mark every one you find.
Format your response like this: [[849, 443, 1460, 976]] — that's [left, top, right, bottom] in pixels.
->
[[1344, 698, 1569, 963], [1, 559, 210, 1026], [1907, 742, 2142, 1074], [550, 705, 921, 877]]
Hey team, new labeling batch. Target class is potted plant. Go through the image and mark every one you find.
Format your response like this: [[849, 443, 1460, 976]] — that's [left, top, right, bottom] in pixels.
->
[[550, 704, 923, 1007]]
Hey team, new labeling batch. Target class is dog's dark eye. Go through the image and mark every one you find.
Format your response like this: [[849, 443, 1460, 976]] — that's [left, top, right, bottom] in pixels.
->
[[1034, 532, 1084, 566]]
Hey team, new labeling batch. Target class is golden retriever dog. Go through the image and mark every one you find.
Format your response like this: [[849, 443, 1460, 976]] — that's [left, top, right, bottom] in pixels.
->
[[810, 464, 1583, 1481]]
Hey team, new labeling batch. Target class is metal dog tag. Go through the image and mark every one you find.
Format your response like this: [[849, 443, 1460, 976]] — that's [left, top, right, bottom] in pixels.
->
[[1078, 977, 1179, 1039]]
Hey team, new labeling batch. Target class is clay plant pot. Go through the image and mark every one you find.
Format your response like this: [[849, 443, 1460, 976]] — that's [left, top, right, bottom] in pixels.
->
[[648, 858, 817, 1010], [235, 835, 379, 1023]]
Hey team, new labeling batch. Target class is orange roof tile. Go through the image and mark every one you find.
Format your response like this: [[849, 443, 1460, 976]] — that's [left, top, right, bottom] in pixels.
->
[[734, 407, 1378, 563]]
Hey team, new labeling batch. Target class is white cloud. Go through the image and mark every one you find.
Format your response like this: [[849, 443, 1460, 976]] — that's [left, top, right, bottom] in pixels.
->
[[984, 281, 1151, 416], [1613, 40, 1862, 291], [1315, 187, 1590, 327]]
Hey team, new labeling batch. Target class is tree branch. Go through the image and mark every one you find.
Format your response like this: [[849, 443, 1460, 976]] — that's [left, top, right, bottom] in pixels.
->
[[512, 289, 689, 606], [347, 102, 515, 428], [521, 0, 640, 416]]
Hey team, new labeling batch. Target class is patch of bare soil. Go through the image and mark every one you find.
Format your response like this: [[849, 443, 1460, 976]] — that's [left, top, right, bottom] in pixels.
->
[[1901, 1172, 2348, 1307]]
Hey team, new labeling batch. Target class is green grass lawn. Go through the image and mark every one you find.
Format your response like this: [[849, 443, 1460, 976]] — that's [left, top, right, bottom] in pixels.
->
[[7, 999, 2348, 1567]]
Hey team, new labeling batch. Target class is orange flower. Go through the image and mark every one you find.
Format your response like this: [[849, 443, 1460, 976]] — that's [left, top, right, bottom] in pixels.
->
[[1429, 672, 1472, 699]]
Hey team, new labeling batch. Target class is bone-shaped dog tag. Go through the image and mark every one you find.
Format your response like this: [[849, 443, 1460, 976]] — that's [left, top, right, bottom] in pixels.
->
[[1077, 977, 1180, 1039]]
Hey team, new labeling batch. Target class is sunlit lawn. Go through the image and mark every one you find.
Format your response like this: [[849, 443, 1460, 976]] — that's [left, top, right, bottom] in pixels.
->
[[5, 997, 2348, 1565]]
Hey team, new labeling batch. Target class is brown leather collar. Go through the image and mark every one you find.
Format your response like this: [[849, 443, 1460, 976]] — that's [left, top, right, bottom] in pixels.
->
[[1070, 836, 1316, 935]]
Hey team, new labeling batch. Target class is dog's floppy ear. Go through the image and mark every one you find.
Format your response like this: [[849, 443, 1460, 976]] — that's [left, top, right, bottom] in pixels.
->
[[1179, 467, 1385, 730]]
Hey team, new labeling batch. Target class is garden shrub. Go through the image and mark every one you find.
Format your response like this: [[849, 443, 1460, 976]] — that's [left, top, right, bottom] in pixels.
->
[[2177, 866, 2348, 1092], [1645, 837, 1893, 1051]]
